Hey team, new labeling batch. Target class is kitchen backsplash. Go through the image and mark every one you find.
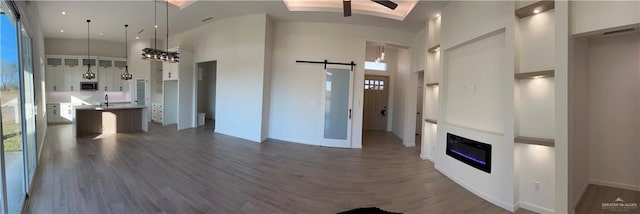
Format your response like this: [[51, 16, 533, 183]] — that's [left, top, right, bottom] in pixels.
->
[[47, 91, 130, 104]]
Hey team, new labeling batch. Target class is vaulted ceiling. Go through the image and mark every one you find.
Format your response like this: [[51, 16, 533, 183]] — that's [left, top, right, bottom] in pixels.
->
[[37, 1, 447, 43]]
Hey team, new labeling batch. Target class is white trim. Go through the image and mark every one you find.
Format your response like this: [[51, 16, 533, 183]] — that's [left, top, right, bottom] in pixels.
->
[[589, 178, 640, 192], [419, 153, 434, 162], [435, 164, 515, 212], [519, 201, 554, 214]]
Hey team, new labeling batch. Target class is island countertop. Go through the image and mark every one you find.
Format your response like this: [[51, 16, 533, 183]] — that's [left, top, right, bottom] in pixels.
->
[[74, 104, 146, 110]]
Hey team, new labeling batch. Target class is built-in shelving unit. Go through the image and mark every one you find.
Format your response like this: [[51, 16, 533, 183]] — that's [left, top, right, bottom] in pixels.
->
[[514, 70, 555, 79], [514, 136, 555, 147], [426, 82, 439, 87], [424, 118, 438, 124], [515, 0, 555, 18], [428, 44, 441, 53]]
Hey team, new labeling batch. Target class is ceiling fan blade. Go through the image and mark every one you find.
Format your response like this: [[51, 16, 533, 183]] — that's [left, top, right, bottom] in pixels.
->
[[371, 0, 398, 10], [343, 0, 351, 17]]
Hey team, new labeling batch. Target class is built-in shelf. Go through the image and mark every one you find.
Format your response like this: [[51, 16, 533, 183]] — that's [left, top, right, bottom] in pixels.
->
[[515, 70, 555, 79], [426, 82, 439, 87], [424, 118, 438, 124], [514, 136, 555, 147], [428, 44, 441, 53], [515, 0, 555, 19]]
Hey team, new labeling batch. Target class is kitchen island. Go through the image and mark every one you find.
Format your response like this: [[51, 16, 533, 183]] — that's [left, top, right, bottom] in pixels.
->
[[75, 104, 149, 137]]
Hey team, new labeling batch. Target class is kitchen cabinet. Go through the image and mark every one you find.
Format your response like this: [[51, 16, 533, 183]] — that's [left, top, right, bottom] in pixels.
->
[[46, 103, 73, 124], [81, 58, 98, 82], [163, 62, 178, 80], [46, 57, 65, 92], [151, 103, 164, 123], [63, 57, 81, 91], [112, 60, 129, 92], [98, 59, 113, 91]]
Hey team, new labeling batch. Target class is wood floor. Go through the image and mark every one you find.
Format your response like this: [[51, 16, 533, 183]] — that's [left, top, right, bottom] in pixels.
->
[[27, 123, 534, 213], [575, 184, 640, 214]]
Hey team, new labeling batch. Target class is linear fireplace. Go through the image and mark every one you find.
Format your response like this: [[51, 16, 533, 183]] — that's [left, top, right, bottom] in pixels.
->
[[446, 133, 492, 173]]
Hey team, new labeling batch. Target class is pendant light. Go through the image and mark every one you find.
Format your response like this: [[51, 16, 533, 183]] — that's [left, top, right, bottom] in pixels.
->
[[141, 0, 179, 63], [83, 19, 96, 80], [121, 24, 133, 80]]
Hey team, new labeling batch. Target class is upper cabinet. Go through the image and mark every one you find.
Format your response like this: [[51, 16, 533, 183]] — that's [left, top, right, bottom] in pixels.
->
[[162, 47, 193, 81], [45, 55, 130, 92]]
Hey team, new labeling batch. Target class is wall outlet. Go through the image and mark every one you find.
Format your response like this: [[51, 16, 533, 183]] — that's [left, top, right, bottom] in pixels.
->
[[534, 181, 541, 192]]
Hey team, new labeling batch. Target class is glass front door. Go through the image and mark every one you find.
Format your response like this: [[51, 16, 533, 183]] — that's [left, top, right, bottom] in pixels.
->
[[0, 1, 26, 213]]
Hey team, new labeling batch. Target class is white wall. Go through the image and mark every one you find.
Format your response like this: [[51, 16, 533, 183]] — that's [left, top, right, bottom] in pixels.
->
[[268, 22, 414, 148], [436, 1, 517, 211], [569, 37, 590, 210], [587, 32, 640, 191], [169, 14, 269, 142], [571, 1, 640, 35], [45, 38, 126, 58], [261, 17, 274, 141], [177, 48, 194, 130]]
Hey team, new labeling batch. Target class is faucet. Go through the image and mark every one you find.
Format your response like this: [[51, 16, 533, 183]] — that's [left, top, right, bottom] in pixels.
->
[[104, 94, 109, 107]]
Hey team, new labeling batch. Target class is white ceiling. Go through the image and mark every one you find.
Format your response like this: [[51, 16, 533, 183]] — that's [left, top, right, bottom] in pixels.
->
[[37, 0, 448, 43]]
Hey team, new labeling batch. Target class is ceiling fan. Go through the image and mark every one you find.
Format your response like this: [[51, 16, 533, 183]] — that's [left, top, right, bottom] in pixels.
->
[[344, 0, 399, 17]]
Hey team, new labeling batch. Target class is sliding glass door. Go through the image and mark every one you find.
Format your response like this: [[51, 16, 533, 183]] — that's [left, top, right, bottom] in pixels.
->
[[0, 1, 36, 212], [1, 1, 26, 213], [20, 13, 37, 187], [322, 68, 354, 148]]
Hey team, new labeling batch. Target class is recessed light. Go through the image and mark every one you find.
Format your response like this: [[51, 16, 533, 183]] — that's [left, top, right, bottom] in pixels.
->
[[60, 29, 64, 33], [61, 11, 66, 15], [434, 14, 440, 19], [533, 75, 544, 79], [100, 32, 103, 35], [533, 9, 541, 14], [136, 36, 139, 39], [154, 25, 158, 28]]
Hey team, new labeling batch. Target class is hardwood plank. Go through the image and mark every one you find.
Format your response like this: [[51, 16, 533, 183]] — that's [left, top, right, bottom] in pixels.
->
[[27, 123, 535, 214], [575, 184, 640, 214]]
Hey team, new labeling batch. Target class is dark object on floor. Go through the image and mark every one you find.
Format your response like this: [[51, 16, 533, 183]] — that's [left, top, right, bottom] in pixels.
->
[[338, 207, 401, 214]]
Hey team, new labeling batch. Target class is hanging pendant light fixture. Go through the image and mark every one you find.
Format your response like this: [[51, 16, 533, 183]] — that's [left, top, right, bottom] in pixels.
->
[[141, 0, 179, 63], [121, 24, 133, 80], [83, 19, 96, 80]]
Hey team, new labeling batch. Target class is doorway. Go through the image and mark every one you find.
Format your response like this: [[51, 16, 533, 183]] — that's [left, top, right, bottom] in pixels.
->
[[195, 61, 216, 130], [363, 75, 390, 131]]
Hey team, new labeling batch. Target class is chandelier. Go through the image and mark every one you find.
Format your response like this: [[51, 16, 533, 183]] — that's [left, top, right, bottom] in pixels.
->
[[83, 19, 96, 80], [121, 24, 133, 80], [142, 0, 179, 63]]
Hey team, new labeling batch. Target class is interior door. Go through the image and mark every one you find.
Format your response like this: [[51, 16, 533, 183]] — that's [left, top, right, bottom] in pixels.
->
[[322, 68, 353, 148], [363, 75, 389, 131]]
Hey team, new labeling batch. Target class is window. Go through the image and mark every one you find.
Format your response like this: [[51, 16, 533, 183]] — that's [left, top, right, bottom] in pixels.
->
[[364, 61, 387, 71], [365, 79, 385, 90]]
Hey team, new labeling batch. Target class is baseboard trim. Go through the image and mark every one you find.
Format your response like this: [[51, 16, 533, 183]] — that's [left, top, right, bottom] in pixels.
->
[[434, 164, 515, 212], [572, 181, 590, 211], [519, 201, 554, 214], [419, 153, 434, 162], [589, 178, 640, 192]]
